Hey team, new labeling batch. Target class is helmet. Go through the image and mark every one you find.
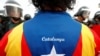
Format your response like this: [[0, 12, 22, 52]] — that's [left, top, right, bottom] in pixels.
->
[[93, 11, 100, 24], [24, 14, 31, 21], [94, 11, 100, 18], [4, 0, 22, 18], [74, 6, 90, 20]]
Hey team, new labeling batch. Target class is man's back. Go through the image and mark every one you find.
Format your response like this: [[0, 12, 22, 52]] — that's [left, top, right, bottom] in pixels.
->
[[24, 11, 81, 56], [1, 11, 100, 56]]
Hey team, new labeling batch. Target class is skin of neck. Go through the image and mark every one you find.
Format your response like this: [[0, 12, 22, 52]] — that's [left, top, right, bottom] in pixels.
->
[[77, 16, 84, 22]]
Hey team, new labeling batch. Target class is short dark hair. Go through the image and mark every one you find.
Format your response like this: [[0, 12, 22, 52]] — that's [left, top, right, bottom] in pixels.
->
[[32, 0, 76, 11]]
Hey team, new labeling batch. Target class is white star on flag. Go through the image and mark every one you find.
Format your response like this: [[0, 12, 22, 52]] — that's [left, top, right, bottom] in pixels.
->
[[41, 45, 65, 56]]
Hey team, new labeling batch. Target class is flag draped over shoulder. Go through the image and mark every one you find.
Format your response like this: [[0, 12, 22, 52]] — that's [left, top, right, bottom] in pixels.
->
[[0, 23, 31, 56], [0, 24, 100, 56], [0, 11, 100, 56]]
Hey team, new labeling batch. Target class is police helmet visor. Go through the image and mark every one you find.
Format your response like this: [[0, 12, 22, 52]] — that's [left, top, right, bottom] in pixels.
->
[[5, 6, 22, 18]]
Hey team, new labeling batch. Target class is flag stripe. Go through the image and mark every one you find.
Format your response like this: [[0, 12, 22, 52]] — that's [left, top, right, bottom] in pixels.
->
[[81, 24, 96, 56], [73, 35, 82, 56], [5, 23, 23, 56], [0, 30, 12, 56], [91, 29, 100, 55], [21, 33, 32, 56]]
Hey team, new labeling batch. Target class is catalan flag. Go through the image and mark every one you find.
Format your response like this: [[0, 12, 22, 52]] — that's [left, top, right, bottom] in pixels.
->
[[0, 11, 100, 56]]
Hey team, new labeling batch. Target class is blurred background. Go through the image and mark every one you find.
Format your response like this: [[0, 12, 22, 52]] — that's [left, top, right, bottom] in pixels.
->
[[0, 0, 100, 19]]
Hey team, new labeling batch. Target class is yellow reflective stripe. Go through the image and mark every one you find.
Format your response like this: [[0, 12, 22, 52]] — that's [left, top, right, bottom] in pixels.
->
[[81, 24, 96, 56], [5, 23, 23, 56]]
